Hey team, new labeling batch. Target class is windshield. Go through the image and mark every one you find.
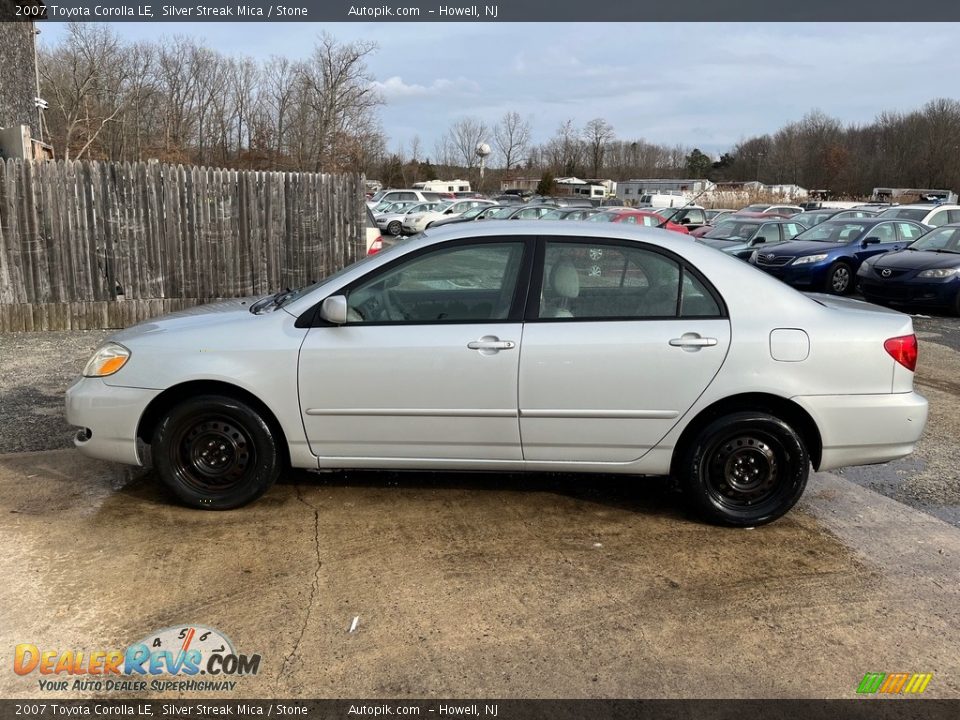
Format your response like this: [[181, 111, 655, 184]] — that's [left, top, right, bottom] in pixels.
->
[[487, 206, 517, 219], [794, 221, 867, 243], [796, 212, 835, 226], [742, 204, 770, 213], [910, 227, 960, 252], [879, 208, 927, 221], [541, 209, 566, 220], [459, 205, 490, 219], [369, 190, 387, 203], [587, 212, 617, 222], [703, 222, 760, 241]]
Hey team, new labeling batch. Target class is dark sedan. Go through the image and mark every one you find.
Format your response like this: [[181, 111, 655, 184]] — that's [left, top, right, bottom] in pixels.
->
[[749, 218, 927, 294], [698, 218, 807, 259], [858, 224, 960, 314]]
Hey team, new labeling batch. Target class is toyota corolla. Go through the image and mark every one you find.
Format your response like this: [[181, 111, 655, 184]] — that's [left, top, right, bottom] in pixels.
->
[[66, 222, 928, 526]]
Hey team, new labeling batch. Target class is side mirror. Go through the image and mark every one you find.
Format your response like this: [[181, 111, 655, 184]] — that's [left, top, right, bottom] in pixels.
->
[[320, 295, 348, 325], [680, 217, 691, 225], [752, 236, 767, 245], [862, 237, 880, 246]]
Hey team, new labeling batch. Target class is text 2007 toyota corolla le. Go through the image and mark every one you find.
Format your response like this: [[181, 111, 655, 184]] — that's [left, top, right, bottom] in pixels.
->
[[66, 222, 928, 526]]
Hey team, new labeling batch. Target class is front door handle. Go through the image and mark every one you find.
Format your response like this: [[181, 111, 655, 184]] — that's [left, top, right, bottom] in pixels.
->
[[669, 333, 718, 351]]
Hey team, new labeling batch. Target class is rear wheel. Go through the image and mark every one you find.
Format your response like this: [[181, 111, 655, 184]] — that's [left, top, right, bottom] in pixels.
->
[[387, 220, 401, 236], [826, 261, 853, 295], [679, 412, 809, 526], [152, 394, 283, 510]]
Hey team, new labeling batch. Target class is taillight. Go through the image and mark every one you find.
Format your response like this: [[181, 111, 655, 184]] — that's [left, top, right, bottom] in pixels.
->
[[367, 236, 383, 255], [884, 334, 918, 372]]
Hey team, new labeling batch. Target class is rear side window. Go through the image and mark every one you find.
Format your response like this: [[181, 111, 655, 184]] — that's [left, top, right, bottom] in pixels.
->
[[538, 241, 722, 320]]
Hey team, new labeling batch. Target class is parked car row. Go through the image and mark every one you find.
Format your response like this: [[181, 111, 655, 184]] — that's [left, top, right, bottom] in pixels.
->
[[368, 191, 960, 314]]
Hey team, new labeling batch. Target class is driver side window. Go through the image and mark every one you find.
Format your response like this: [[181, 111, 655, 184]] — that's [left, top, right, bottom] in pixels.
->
[[346, 242, 524, 324]]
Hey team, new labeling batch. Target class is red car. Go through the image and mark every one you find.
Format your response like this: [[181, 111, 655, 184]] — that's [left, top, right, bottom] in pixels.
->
[[586, 210, 690, 234]]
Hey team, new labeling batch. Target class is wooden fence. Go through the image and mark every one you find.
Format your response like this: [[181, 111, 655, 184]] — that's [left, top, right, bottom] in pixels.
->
[[0, 159, 365, 331]]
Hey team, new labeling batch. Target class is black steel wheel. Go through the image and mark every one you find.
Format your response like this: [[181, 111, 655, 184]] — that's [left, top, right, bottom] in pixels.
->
[[826, 261, 853, 295], [679, 411, 809, 526], [153, 394, 283, 510]]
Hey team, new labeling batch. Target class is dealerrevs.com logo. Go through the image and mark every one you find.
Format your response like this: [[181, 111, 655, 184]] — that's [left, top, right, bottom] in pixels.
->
[[14, 625, 262, 693]]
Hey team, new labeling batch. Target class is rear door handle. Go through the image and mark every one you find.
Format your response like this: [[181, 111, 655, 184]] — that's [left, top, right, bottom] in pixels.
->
[[467, 336, 516, 353], [669, 333, 718, 351]]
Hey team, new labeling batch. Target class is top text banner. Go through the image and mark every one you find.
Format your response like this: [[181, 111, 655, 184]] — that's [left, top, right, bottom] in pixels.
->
[[5, 0, 960, 22]]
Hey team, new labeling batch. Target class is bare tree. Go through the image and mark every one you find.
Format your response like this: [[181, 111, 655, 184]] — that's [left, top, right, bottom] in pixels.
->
[[444, 116, 488, 170], [582, 118, 614, 177], [39, 23, 131, 161], [493, 111, 531, 170]]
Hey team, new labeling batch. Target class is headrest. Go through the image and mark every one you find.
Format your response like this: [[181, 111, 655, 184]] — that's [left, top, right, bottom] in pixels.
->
[[550, 260, 580, 299]]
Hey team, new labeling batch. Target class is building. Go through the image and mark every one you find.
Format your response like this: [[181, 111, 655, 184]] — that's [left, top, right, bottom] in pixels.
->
[[616, 178, 715, 204]]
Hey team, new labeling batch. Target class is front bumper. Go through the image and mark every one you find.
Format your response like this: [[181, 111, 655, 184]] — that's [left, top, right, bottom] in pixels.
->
[[859, 275, 960, 308], [793, 391, 928, 470], [753, 260, 828, 288], [65, 378, 161, 466]]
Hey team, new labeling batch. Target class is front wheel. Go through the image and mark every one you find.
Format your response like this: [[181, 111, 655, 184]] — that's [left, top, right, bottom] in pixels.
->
[[678, 412, 809, 526], [826, 261, 853, 295], [152, 394, 283, 510], [387, 220, 401, 236]]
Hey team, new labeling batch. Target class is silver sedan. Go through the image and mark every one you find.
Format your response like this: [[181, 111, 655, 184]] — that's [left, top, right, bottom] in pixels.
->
[[66, 222, 928, 525]]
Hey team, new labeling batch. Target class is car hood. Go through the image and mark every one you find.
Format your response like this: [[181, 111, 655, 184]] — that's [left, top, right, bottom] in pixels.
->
[[701, 239, 749, 251], [108, 298, 264, 343], [766, 240, 846, 256], [872, 249, 960, 270]]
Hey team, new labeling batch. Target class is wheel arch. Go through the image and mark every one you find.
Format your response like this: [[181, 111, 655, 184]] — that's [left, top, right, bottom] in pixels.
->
[[670, 392, 823, 475], [137, 380, 290, 465]]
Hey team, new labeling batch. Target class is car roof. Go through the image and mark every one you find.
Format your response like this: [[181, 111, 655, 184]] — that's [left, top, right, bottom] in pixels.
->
[[885, 203, 960, 210]]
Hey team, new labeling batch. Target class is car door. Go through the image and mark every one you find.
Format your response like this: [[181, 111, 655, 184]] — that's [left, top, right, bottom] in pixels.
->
[[856, 222, 902, 263], [298, 238, 531, 461], [896, 222, 925, 244], [518, 238, 731, 463]]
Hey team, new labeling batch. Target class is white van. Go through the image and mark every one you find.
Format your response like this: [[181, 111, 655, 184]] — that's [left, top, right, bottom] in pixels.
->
[[637, 191, 691, 208], [413, 179, 472, 193]]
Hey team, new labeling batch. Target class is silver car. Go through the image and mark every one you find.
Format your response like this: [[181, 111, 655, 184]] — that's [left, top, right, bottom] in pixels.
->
[[66, 222, 928, 526]]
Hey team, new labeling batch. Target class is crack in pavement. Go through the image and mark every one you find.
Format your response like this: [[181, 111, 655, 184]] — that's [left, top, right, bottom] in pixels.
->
[[276, 485, 323, 691]]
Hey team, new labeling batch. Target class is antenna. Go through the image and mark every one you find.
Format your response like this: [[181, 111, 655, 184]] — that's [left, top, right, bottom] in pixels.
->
[[657, 188, 709, 229]]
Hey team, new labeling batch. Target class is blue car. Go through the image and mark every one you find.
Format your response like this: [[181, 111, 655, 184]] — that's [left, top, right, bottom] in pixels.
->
[[858, 223, 960, 314], [749, 218, 927, 294]]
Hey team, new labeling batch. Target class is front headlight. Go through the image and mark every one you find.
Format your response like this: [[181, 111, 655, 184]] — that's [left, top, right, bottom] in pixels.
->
[[917, 267, 960, 279], [83, 342, 131, 377], [793, 254, 828, 265]]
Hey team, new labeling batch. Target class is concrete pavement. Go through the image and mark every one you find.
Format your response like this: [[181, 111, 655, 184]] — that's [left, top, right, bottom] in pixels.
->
[[1, 450, 958, 699]]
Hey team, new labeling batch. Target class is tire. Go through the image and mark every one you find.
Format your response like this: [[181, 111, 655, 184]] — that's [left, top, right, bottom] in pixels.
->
[[826, 261, 853, 295], [387, 220, 401, 236], [953, 290, 960, 317], [678, 411, 809, 526], [152, 394, 283, 510]]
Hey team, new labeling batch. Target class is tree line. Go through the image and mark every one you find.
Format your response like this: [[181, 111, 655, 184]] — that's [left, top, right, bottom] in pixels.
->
[[37, 24, 960, 196], [38, 23, 386, 173]]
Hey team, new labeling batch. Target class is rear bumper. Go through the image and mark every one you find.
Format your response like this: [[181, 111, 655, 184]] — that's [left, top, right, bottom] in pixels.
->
[[65, 377, 160, 466], [793, 391, 928, 470]]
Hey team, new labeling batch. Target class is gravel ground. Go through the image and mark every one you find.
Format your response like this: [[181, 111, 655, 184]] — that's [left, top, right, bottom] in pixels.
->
[[0, 313, 957, 524], [0, 330, 111, 453]]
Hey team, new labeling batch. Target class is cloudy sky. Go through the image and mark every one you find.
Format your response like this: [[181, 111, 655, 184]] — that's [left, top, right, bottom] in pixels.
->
[[41, 22, 960, 156]]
